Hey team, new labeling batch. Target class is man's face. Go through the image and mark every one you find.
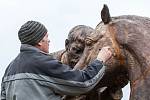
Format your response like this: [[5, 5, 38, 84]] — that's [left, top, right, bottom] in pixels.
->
[[66, 41, 85, 67], [40, 33, 50, 53]]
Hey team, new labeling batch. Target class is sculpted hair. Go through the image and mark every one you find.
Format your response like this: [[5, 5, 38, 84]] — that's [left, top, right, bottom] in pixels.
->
[[68, 25, 94, 43]]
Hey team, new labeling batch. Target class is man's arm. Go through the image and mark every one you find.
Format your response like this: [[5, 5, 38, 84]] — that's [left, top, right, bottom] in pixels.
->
[[38, 46, 112, 95], [39, 58, 105, 95]]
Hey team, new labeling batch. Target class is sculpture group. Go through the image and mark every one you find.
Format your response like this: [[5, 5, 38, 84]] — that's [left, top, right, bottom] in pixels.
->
[[53, 4, 150, 100]]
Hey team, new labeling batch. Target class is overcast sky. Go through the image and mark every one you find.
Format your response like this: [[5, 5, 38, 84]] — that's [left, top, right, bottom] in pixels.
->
[[0, 0, 150, 99]]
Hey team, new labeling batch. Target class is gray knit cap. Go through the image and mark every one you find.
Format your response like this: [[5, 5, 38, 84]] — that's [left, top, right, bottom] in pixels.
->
[[18, 21, 47, 45]]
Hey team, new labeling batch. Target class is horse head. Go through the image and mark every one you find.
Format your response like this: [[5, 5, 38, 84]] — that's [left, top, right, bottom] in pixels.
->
[[75, 4, 150, 100]]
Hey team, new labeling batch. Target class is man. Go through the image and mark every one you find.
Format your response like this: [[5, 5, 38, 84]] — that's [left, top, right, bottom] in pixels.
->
[[1, 21, 112, 100]]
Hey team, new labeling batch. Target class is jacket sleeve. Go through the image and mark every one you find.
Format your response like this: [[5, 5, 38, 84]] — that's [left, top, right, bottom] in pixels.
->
[[37, 54, 106, 95]]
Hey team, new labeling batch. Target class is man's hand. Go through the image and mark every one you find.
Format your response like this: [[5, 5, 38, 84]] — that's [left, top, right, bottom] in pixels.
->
[[96, 46, 112, 63]]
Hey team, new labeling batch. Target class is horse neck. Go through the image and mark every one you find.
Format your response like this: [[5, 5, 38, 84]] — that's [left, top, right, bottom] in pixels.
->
[[120, 18, 150, 66], [113, 19, 150, 70], [114, 22, 150, 96], [125, 36, 150, 100], [126, 33, 150, 79], [126, 31, 150, 71], [114, 21, 150, 99]]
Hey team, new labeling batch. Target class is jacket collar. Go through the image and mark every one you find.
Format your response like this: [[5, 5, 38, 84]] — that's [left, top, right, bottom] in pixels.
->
[[20, 44, 49, 55]]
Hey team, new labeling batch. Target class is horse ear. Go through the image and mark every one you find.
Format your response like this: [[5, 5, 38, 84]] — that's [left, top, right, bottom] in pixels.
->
[[101, 4, 111, 24]]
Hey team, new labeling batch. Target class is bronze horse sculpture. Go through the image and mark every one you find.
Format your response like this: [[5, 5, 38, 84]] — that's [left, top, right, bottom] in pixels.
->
[[74, 4, 150, 100]]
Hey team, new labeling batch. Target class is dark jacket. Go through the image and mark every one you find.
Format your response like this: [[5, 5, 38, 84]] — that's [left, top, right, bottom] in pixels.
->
[[1, 44, 105, 100]]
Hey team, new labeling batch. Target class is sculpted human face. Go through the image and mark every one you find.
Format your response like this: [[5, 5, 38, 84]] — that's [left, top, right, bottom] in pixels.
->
[[67, 40, 85, 67], [65, 25, 94, 67]]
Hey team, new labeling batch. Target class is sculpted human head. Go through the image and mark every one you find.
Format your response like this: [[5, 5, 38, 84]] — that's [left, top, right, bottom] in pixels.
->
[[65, 25, 94, 67]]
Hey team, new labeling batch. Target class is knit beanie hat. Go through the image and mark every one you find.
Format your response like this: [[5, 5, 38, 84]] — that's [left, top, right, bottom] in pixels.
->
[[18, 21, 47, 45]]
